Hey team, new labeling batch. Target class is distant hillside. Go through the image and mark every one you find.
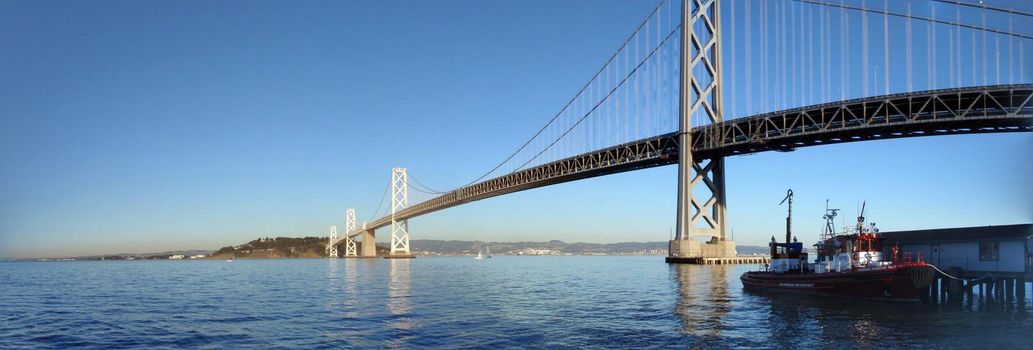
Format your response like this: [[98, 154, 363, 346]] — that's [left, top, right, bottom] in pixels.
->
[[208, 237, 770, 258], [409, 239, 770, 256], [211, 237, 330, 259], [65, 249, 214, 260]]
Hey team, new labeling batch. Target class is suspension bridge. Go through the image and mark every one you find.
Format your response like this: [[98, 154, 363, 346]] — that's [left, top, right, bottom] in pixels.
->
[[325, 0, 1033, 260]]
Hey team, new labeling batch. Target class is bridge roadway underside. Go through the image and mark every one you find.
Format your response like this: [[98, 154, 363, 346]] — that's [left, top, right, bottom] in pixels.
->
[[334, 85, 1033, 243]]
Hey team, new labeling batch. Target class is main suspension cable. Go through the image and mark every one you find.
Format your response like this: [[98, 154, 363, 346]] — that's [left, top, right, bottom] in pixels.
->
[[931, 0, 1033, 18], [793, 0, 1033, 40], [513, 25, 681, 172], [366, 178, 391, 223], [459, 0, 671, 188]]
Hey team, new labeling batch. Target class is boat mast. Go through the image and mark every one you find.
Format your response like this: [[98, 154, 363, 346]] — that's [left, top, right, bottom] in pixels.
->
[[823, 199, 839, 240], [779, 189, 793, 244], [855, 201, 867, 234]]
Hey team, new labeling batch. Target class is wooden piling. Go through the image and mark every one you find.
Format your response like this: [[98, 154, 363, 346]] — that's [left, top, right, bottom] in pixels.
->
[[947, 267, 962, 303], [1017, 277, 1027, 304], [933, 278, 942, 303], [964, 281, 974, 304], [1006, 279, 1014, 303], [995, 279, 1003, 302]]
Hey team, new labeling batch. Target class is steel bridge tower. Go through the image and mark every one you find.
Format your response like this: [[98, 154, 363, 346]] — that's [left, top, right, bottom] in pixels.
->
[[388, 167, 415, 258], [327, 225, 338, 258], [669, 0, 735, 261], [344, 208, 358, 257]]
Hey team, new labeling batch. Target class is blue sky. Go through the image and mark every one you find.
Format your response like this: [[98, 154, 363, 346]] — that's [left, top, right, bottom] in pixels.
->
[[1, 0, 1030, 258]]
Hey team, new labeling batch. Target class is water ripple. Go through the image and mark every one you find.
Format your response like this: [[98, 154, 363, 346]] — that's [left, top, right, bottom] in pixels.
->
[[1, 258, 1030, 348]]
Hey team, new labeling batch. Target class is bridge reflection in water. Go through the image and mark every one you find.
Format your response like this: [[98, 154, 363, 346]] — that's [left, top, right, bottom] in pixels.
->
[[386, 259, 415, 349], [671, 264, 733, 343]]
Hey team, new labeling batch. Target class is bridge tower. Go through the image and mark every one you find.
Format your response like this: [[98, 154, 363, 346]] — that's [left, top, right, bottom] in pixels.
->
[[669, 0, 735, 261], [344, 208, 358, 257], [388, 167, 415, 258], [327, 225, 338, 258]]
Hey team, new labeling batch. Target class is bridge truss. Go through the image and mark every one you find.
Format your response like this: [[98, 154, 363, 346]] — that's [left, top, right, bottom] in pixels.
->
[[331, 84, 1032, 244]]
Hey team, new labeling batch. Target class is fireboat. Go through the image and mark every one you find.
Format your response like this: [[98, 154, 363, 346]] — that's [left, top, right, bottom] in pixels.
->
[[740, 190, 935, 301]]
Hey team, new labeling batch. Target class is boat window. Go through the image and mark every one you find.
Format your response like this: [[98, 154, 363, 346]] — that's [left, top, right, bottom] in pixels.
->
[[979, 242, 999, 261]]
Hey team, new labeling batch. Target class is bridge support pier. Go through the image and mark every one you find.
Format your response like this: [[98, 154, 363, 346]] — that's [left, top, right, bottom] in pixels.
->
[[668, 0, 736, 263], [360, 228, 377, 257]]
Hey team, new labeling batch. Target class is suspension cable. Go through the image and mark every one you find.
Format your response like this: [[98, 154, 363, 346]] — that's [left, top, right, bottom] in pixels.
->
[[513, 24, 680, 171], [366, 179, 391, 223], [931, 0, 1033, 18], [793, 0, 1033, 40], [459, 0, 672, 188], [407, 175, 448, 195]]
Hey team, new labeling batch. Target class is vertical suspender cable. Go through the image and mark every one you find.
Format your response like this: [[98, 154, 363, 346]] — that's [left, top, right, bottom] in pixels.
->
[[818, 2, 823, 103], [635, 27, 640, 141], [928, 4, 933, 90], [761, 0, 767, 114], [883, 0, 889, 95], [775, 0, 781, 110], [826, 3, 831, 101], [931, 5, 936, 89], [821, 2, 827, 103], [841, 0, 847, 100], [972, 24, 977, 86], [907, 2, 912, 93], [630, 29, 635, 141], [862, 0, 869, 98], [996, 35, 1000, 85], [948, 4, 954, 88], [731, 0, 736, 119], [957, 7, 962, 86], [1009, 18, 1013, 83], [982, 8, 987, 85], [781, 0, 786, 109], [746, 0, 752, 116], [809, 3, 814, 105], [791, 0, 796, 108]]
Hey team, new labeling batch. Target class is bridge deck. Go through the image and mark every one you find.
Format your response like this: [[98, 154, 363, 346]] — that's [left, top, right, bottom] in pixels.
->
[[334, 85, 1032, 244]]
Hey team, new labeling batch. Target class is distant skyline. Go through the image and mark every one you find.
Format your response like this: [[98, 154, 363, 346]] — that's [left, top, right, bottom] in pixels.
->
[[2, 0, 1031, 259]]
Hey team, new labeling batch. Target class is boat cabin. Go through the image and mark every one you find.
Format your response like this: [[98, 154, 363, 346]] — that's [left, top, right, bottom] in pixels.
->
[[769, 240, 808, 274]]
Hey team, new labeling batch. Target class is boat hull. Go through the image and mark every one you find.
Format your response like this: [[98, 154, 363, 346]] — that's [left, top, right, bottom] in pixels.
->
[[740, 264, 935, 302]]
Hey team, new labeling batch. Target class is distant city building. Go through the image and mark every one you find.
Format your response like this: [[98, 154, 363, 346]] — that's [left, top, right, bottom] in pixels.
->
[[169, 255, 185, 260], [516, 248, 559, 256]]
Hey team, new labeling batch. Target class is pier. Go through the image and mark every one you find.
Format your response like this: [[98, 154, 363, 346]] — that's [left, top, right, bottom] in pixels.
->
[[665, 256, 770, 265]]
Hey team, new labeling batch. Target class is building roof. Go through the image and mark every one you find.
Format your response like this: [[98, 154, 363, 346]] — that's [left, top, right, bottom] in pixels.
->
[[881, 224, 1032, 244]]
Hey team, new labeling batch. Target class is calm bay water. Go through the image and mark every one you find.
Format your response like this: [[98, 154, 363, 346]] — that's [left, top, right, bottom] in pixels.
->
[[1, 257, 1030, 349]]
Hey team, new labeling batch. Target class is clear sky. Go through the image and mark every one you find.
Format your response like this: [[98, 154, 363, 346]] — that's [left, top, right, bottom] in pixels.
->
[[1, 0, 1031, 258]]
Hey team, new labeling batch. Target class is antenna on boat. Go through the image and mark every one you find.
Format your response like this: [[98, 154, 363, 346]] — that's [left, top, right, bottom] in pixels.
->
[[855, 201, 867, 234], [823, 199, 840, 240], [779, 189, 793, 244]]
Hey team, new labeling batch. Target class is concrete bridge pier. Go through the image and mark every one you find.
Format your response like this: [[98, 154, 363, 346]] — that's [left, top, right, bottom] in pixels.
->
[[360, 228, 377, 258]]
